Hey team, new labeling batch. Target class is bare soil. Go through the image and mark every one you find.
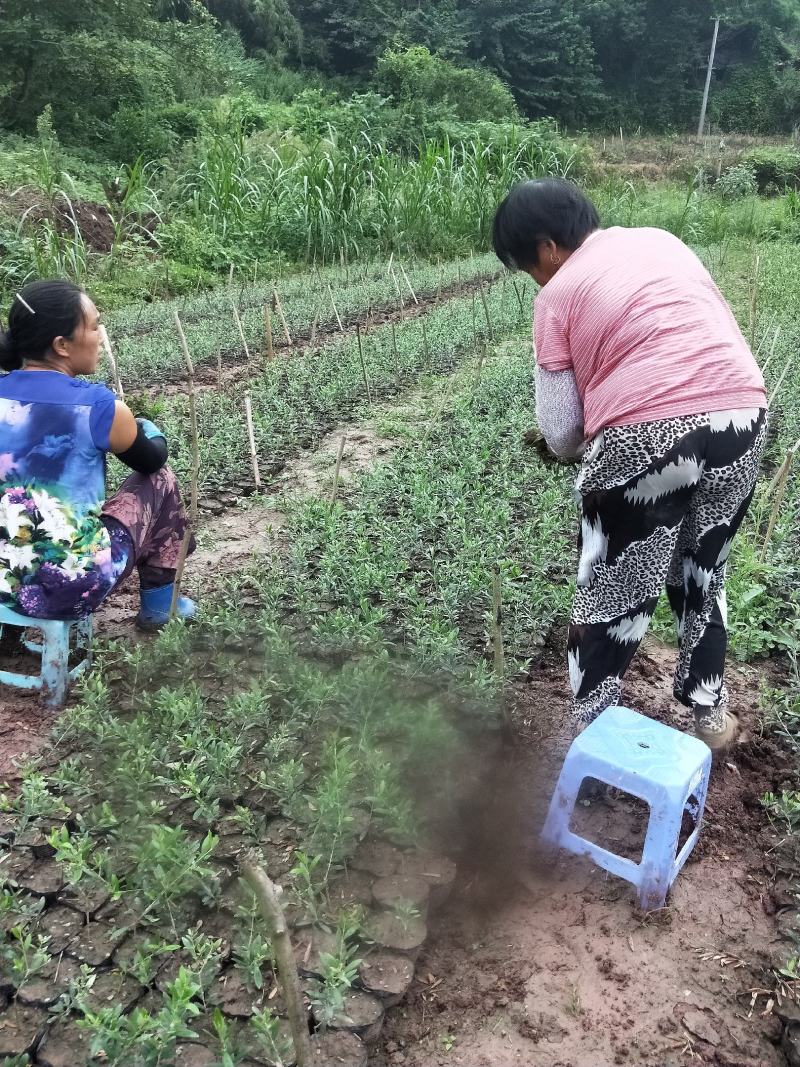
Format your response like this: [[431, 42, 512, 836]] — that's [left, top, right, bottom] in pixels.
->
[[373, 635, 795, 1067], [0, 188, 117, 252]]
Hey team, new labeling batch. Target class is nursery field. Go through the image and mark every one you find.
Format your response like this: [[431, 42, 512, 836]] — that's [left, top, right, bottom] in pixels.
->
[[2, 220, 800, 1067]]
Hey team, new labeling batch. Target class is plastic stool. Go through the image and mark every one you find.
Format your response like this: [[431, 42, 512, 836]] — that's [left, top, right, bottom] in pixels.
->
[[541, 705, 711, 911], [0, 604, 93, 708]]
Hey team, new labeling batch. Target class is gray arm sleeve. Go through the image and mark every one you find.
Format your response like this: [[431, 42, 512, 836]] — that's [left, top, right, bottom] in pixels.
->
[[535, 365, 585, 460]]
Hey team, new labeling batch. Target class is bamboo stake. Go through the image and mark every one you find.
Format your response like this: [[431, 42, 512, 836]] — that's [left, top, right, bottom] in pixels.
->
[[169, 530, 193, 622], [244, 391, 261, 490], [216, 349, 222, 392], [761, 325, 781, 375], [329, 436, 346, 510], [479, 281, 495, 342], [491, 568, 505, 679], [391, 320, 400, 378], [228, 263, 234, 287], [471, 293, 478, 349], [309, 313, 318, 352], [399, 262, 419, 305], [273, 287, 292, 345], [511, 279, 525, 313], [263, 304, 274, 360], [99, 325, 124, 399], [173, 312, 199, 524], [422, 319, 430, 365], [753, 312, 777, 361], [475, 345, 486, 387], [760, 446, 796, 562], [749, 254, 761, 349], [241, 856, 313, 1067], [327, 283, 343, 331], [437, 256, 443, 301], [764, 436, 800, 497], [769, 356, 794, 407], [389, 267, 405, 318], [232, 302, 251, 364], [356, 324, 372, 403]]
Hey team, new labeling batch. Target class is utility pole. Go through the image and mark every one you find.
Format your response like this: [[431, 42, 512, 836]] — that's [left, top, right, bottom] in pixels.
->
[[697, 16, 721, 140]]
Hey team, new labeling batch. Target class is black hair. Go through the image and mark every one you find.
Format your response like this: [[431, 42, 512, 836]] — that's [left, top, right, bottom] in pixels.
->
[[492, 178, 600, 271], [0, 280, 86, 373]]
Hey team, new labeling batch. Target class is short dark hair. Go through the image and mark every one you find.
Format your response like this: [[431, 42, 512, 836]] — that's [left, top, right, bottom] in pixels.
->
[[0, 280, 86, 372], [492, 178, 600, 271]]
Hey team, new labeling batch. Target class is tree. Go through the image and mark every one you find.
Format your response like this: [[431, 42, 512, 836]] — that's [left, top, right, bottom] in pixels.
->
[[459, 0, 602, 124]]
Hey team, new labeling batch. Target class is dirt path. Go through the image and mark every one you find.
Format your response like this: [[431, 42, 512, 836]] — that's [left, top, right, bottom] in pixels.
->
[[374, 636, 793, 1067]]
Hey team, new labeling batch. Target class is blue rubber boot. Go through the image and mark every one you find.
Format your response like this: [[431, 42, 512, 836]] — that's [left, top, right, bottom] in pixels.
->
[[136, 584, 198, 632]]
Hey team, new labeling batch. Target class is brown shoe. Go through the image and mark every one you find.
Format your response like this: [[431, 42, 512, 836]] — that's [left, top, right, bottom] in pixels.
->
[[693, 693, 739, 752]]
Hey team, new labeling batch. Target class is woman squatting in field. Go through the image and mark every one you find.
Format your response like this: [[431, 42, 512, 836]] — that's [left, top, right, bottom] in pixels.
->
[[492, 179, 768, 751], [0, 280, 197, 629]]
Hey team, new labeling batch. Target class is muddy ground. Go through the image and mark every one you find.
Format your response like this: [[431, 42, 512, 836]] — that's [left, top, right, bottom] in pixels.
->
[[373, 636, 796, 1067]]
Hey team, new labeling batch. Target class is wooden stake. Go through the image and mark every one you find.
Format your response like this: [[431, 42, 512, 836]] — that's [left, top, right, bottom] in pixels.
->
[[422, 319, 430, 365], [216, 349, 222, 392], [491, 569, 504, 679], [330, 436, 346, 510], [99, 325, 124, 399], [475, 345, 486, 387], [228, 263, 234, 287], [761, 325, 781, 375], [390, 267, 404, 318], [273, 287, 292, 345], [749, 254, 761, 349], [769, 356, 794, 407], [232, 302, 251, 364], [356, 324, 372, 403], [472, 293, 478, 349], [263, 304, 274, 360], [309, 313, 318, 352], [244, 391, 261, 490], [399, 263, 419, 305], [479, 281, 495, 342], [511, 279, 525, 313], [391, 320, 399, 377], [173, 311, 199, 524], [760, 446, 796, 561], [169, 529, 193, 622], [241, 856, 313, 1067], [327, 283, 343, 331]]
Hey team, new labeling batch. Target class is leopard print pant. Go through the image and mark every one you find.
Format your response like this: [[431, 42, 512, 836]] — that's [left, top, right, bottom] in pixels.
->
[[568, 408, 767, 726]]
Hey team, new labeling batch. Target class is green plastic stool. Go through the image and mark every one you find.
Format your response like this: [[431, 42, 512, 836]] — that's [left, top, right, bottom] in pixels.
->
[[0, 604, 93, 708]]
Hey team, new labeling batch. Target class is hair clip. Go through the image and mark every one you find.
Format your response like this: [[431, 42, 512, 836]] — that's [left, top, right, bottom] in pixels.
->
[[14, 293, 36, 315]]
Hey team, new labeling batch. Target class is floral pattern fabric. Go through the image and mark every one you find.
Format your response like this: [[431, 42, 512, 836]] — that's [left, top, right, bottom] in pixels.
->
[[0, 371, 120, 619]]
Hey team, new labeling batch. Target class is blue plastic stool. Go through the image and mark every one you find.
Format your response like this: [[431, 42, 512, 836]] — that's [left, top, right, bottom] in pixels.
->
[[0, 604, 93, 708], [541, 706, 711, 911]]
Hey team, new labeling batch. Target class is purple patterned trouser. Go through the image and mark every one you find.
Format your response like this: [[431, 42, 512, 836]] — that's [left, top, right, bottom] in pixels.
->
[[102, 467, 196, 591]]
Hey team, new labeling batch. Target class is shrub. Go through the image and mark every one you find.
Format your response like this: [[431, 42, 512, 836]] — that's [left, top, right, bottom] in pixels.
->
[[741, 147, 800, 193], [375, 46, 518, 125], [108, 107, 177, 164], [715, 163, 758, 201]]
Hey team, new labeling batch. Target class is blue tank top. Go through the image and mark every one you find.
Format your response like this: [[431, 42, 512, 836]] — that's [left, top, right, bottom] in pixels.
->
[[0, 370, 123, 618]]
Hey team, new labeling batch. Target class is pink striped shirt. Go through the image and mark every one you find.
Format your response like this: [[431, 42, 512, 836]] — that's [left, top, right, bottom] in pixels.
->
[[534, 227, 767, 439]]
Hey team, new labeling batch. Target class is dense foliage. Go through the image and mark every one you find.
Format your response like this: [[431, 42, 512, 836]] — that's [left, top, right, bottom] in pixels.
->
[[1, 0, 799, 146]]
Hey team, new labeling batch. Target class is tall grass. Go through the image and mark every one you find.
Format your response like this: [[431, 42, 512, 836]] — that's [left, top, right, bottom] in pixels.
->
[[172, 124, 579, 264]]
